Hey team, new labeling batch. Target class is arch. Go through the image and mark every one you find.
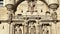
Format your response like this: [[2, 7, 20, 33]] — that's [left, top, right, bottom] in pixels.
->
[[14, 0, 25, 12]]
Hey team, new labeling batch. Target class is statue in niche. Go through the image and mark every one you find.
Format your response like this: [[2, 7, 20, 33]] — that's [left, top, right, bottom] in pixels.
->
[[15, 25, 22, 34], [42, 25, 49, 34], [30, 26, 36, 34]]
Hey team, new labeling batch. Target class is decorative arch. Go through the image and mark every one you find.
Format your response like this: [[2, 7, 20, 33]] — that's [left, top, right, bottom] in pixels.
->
[[14, 0, 25, 12]]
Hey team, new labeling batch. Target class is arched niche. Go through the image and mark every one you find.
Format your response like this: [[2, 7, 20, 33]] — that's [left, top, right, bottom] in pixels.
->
[[14, 24, 24, 34], [15, 0, 49, 15]]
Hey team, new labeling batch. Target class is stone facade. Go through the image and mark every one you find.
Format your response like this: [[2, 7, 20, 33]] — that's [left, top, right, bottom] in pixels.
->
[[0, 0, 60, 34]]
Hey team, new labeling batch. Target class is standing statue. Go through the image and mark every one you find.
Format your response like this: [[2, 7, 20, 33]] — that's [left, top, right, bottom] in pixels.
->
[[43, 25, 49, 34], [30, 26, 36, 34], [15, 25, 22, 34]]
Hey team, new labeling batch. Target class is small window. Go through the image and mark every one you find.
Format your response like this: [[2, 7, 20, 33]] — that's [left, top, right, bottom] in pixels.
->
[[0, 0, 3, 7]]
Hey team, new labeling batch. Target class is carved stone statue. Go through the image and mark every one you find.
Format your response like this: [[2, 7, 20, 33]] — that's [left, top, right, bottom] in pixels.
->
[[43, 25, 49, 34], [15, 25, 22, 34]]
